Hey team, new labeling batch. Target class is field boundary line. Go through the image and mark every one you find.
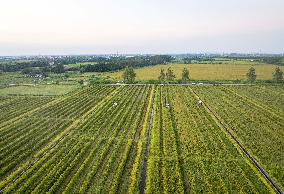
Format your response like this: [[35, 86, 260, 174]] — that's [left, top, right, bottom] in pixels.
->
[[189, 87, 283, 194], [0, 87, 120, 193], [140, 86, 156, 194]]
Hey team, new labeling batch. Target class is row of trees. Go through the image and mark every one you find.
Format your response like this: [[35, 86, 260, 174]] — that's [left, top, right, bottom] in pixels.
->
[[122, 67, 190, 83], [80, 55, 173, 73], [0, 60, 49, 72], [21, 63, 65, 77], [158, 67, 190, 83], [123, 66, 283, 83], [247, 66, 283, 83]]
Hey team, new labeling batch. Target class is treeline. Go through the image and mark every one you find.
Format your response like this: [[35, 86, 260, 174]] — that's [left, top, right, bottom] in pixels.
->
[[52, 56, 107, 65], [182, 57, 217, 64], [259, 57, 284, 66], [79, 55, 173, 72], [21, 64, 65, 77], [0, 60, 49, 72], [0, 55, 173, 74]]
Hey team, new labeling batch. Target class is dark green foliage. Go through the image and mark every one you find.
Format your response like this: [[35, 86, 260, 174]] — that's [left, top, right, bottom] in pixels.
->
[[158, 69, 166, 82], [122, 67, 136, 83], [261, 57, 284, 66], [0, 60, 49, 72], [181, 68, 190, 83], [273, 66, 283, 82], [52, 64, 65, 74], [166, 67, 175, 81], [21, 67, 49, 77], [80, 55, 173, 73], [247, 67, 257, 82]]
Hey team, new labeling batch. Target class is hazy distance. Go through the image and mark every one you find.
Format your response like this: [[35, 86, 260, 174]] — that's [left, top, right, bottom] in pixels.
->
[[0, 0, 283, 55]]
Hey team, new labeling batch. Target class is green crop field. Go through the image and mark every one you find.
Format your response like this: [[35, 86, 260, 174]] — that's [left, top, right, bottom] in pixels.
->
[[105, 63, 283, 81], [0, 85, 283, 193], [0, 85, 78, 96]]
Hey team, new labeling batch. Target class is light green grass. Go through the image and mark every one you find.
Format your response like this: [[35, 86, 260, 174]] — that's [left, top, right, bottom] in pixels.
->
[[66, 62, 97, 68], [0, 72, 34, 85], [0, 84, 78, 96]]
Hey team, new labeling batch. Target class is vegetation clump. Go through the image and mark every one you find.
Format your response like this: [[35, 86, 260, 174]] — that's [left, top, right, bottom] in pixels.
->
[[247, 67, 257, 83], [181, 68, 190, 83], [273, 66, 283, 82], [122, 67, 136, 83]]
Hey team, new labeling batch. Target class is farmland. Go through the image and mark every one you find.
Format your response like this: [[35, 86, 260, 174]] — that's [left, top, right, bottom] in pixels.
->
[[0, 85, 77, 96], [105, 63, 284, 81], [0, 85, 283, 193]]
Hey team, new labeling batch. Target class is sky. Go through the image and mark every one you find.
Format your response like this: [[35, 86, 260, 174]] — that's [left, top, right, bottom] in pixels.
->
[[0, 0, 283, 55]]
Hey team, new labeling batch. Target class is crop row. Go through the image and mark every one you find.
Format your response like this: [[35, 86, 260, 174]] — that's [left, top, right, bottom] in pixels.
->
[[0, 86, 118, 181], [1, 85, 280, 193], [227, 85, 284, 117], [192, 86, 284, 190], [0, 85, 153, 193], [0, 96, 55, 123], [145, 86, 273, 193]]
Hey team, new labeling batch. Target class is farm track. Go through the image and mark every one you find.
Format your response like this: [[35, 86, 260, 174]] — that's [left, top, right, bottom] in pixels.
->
[[190, 87, 283, 194]]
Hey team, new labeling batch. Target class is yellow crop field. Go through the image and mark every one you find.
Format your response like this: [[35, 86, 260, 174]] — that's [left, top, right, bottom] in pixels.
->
[[105, 63, 283, 81]]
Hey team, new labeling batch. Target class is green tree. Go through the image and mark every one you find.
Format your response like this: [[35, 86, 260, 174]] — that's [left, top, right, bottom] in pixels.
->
[[53, 64, 65, 74], [181, 68, 190, 83], [122, 67, 136, 83], [166, 67, 175, 81], [273, 66, 283, 82], [158, 69, 166, 82], [246, 67, 256, 83]]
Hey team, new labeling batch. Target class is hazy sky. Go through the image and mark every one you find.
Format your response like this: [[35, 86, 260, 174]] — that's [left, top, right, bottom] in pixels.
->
[[0, 0, 283, 55]]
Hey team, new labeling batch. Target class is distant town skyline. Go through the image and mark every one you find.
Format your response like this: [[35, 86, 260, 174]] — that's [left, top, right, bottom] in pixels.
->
[[0, 0, 283, 55]]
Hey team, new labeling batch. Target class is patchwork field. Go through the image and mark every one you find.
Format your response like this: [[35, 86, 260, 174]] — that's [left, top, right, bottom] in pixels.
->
[[105, 63, 283, 81], [0, 85, 283, 193]]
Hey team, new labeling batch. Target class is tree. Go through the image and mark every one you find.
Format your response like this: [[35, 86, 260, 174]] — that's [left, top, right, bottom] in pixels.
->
[[246, 67, 256, 83], [158, 69, 166, 82], [181, 68, 190, 83], [53, 64, 65, 74], [166, 67, 175, 81], [273, 66, 283, 82], [122, 67, 136, 83]]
